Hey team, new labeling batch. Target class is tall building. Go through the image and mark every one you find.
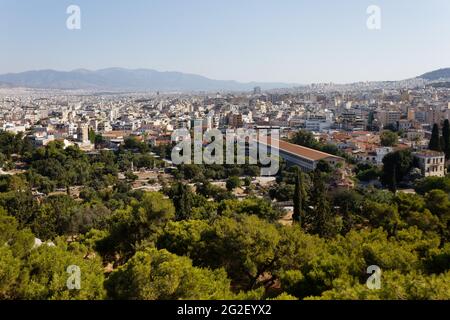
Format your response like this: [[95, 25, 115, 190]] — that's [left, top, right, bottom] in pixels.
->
[[77, 123, 90, 144], [425, 108, 442, 125], [375, 110, 402, 127], [228, 113, 243, 128], [407, 108, 416, 121], [203, 116, 213, 130]]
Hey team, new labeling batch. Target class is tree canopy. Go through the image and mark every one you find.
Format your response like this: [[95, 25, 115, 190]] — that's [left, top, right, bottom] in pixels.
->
[[0, 130, 449, 300]]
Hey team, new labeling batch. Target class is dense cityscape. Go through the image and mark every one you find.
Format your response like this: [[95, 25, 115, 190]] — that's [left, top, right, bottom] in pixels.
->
[[1, 1, 450, 308], [0, 73, 450, 300]]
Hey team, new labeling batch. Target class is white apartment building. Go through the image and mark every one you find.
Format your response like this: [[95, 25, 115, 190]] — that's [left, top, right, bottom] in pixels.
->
[[355, 147, 393, 165], [305, 119, 331, 132], [375, 147, 394, 164], [414, 150, 446, 177]]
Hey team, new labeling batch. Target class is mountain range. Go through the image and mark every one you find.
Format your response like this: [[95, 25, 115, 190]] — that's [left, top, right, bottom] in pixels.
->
[[0, 68, 296, 92], [0, 67, 449, 92]]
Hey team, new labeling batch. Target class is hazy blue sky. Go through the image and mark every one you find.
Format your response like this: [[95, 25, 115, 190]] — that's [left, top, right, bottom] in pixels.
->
[[1, 0, 449, 83]]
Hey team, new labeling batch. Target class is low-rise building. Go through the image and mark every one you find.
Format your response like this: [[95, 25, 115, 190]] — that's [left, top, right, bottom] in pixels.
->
[[259, 137, 345, 172], [414, 150, 446, 177]]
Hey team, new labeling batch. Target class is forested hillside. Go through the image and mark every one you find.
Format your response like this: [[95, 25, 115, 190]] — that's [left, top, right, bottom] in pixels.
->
[[0, 131, 449, 300]]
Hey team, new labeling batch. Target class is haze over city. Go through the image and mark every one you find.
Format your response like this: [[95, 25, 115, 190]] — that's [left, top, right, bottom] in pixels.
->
[[1, 0, 450, 83]]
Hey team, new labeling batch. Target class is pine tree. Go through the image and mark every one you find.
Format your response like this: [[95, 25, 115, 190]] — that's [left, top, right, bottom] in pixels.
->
[[429, 124, 442, 151], [443, 119, 450, 159]]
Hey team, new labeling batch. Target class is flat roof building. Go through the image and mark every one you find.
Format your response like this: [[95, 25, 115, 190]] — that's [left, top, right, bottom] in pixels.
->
[[414, 150, 446, 177]]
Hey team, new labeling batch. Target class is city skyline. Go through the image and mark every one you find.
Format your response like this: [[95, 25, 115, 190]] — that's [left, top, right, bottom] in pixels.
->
[[1, 0, 450, 84]]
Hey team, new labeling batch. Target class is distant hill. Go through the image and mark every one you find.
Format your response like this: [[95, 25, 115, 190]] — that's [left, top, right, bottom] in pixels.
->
[[418, 68, 450, 81], [426, 82, 450, 89], [0, 81, 14, 88], [0, 68, 296, 92]]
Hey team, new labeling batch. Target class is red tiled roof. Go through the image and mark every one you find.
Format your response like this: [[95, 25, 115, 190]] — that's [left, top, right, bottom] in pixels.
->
[[260, 137, 343, 161]]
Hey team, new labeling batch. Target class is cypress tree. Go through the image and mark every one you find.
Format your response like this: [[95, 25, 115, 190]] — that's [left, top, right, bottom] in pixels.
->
[[308, 171, 334, 237], [293, 167, 303, 225], [89, 128, 96, 144], [443, 119, 450, 159], [390, 165, 397, 194], [172, 183, 193, 220], [429, 124, 441, 151]]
